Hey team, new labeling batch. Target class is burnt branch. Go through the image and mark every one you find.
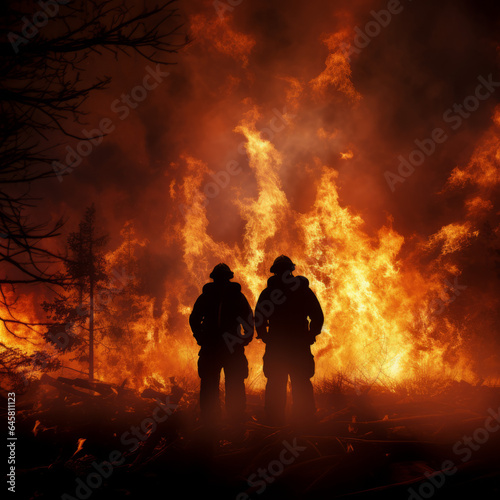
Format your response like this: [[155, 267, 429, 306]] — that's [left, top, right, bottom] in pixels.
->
[[0, 0, 185, 363]]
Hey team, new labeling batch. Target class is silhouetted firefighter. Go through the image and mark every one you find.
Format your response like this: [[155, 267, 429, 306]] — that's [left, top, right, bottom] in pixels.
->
[[189, 264, 254, 423], [256, 256, 324, 425]]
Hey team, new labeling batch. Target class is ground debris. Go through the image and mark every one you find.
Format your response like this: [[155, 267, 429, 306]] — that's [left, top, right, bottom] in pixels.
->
[[7, 380, 500, 499]]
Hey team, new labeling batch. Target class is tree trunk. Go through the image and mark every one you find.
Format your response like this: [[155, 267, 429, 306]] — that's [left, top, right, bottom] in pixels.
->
[[89, 274, 94, 380], [89, 228, 94, 381]]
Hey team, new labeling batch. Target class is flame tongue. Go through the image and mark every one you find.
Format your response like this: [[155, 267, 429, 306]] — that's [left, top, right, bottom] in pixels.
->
[[72, 438, 86, 457]]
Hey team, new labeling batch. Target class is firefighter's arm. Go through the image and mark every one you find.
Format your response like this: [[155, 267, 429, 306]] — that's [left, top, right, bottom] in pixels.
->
[[307, 289, 324, 344], [255, 291, 270, 343], [189, 295, 206, 345], [239, 294, 254, 346]]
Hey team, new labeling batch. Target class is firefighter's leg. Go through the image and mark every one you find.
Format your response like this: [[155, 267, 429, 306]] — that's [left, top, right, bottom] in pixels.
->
[[290, 350, 316, 422], [263, 350, 288, 425], [198, 352, 222, 422], [224, 351, 248, 421]]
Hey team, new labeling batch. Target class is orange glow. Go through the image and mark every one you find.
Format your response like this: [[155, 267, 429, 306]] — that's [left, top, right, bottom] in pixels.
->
[[447, 105, 500, 189], [310, 30, 361, 102], [465, 197, 494, 217], [340, 150, 354, 160], [190, 14, 256, 67], [427, 222, 479, 256]]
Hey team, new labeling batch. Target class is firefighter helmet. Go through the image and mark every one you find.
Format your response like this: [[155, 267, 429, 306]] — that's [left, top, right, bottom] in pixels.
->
[[270, 255, 296, 274], [209, 263, 234, 281]]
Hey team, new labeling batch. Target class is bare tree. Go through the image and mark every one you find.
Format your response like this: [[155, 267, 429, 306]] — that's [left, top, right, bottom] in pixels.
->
[[0, 0, 185, 377]]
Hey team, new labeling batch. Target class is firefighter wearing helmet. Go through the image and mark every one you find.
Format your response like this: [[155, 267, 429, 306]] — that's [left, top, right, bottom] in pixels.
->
[[189, 263, 254, 424], [256, 255, 324, 425]]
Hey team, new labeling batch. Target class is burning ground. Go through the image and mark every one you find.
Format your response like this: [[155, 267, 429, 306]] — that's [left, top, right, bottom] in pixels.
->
[[6, 375, 500, 499]]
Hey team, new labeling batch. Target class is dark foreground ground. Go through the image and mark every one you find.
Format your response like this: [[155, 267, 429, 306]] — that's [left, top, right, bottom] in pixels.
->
[[3, 376, 500, 500]]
